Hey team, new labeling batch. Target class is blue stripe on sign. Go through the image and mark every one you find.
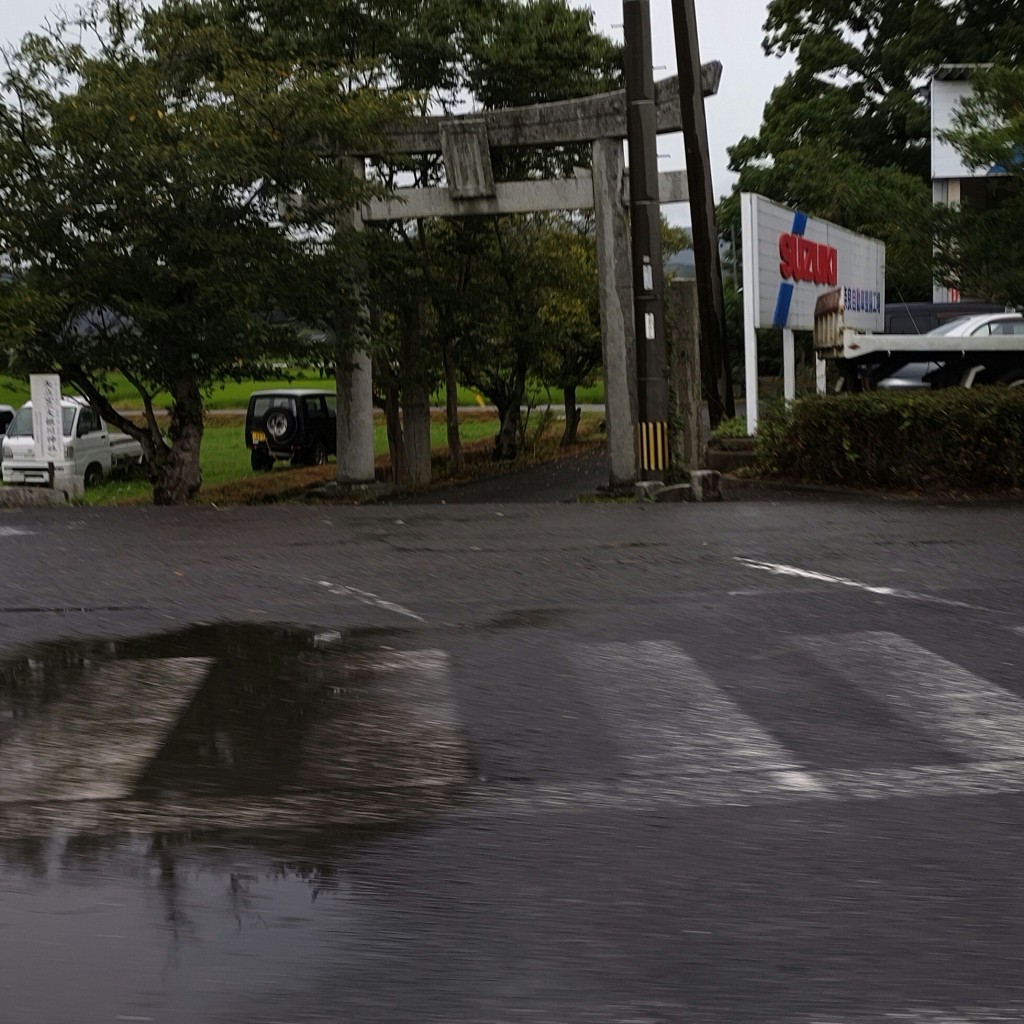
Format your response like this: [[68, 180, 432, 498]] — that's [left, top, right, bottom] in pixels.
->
[[773, 282, 794, 328], [792, 211, 808, 236]]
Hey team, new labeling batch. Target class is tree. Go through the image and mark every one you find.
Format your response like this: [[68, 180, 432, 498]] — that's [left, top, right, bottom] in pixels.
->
[[362, 0, 622, 465], [533, 219, 602, 446], [933, 66, 1024, 305], [754, 0, 1024, 177], [728, 0, 1024, 301], [447, 215, 546, 461], [0, 0, 408, 503]]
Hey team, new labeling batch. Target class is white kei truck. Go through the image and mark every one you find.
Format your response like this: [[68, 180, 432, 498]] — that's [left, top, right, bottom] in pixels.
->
[[1, 396, 144, 491], [813, 290, 1024, 391]]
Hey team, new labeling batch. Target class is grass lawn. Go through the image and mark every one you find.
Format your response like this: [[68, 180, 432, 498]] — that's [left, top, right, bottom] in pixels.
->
[[83, 413, 503, 505], [1, 371, 606, 412], [0, 370, 337, 412]]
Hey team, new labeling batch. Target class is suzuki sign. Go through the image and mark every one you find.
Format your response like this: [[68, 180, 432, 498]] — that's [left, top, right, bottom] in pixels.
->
[[742, 194, 885, 333], [740, 194, 886, 433]]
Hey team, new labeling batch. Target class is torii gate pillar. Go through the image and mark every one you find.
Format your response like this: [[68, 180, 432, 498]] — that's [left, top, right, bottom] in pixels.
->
[[593, 138, 639, 485], [335, 157, 376, 486]]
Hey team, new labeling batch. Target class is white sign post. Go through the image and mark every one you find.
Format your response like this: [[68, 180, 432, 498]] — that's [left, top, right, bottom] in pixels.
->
[[740, 193, 885, 433], [29, 374, 63, 485]]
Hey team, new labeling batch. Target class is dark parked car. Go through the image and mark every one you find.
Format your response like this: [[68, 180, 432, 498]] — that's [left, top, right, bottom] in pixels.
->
[[0, 405, 13, 441], [245, 389, 337, 471], [883, 300, 1005, 335]]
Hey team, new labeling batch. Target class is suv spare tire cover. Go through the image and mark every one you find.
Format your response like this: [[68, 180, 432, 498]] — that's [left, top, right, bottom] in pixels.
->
[[263, 407, 297, 445]]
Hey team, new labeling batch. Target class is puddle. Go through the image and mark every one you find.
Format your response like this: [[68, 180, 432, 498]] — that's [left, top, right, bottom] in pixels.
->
[[0, 624, 484, 1020], [0, 623, 473, 840]]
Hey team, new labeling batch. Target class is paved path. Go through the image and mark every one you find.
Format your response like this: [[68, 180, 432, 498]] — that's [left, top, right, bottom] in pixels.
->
[[2, 499, 1024, 1022], [393, 449, 611, 504]]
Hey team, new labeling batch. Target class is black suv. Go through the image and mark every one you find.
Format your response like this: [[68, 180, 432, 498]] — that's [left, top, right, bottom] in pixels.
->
[[245, 389, 337, 471]]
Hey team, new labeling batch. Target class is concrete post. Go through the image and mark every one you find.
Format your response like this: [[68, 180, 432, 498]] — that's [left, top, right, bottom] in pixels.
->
[[592, 137, 638, 486], [666, 278, 707, 473], [783, 327, 796, 403], [741, 192, 759, 435], [816, 355, 827, 395], [336, 348, 375, 484], [336, 157, 376, 485]]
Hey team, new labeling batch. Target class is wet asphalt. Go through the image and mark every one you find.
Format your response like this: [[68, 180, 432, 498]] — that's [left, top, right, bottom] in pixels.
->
[[1, 483, 1024, 1023]]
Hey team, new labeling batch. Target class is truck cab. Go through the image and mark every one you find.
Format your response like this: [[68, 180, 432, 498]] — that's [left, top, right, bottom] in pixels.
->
[[1, 397, 139, 489]]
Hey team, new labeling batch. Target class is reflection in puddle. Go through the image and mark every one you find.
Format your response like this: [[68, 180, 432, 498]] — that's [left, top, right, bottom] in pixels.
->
[[0, 622, 472, 860], [0, 625, 475, 1021]]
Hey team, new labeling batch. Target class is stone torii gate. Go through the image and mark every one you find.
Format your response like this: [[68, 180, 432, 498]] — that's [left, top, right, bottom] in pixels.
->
[[334, 66, 721, 491]]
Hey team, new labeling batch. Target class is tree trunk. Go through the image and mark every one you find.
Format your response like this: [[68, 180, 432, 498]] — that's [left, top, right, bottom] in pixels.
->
[[442, 343, 465, 474], [493, 352, 528, 461], [493, 393, 522, 461], [561, 385, 581, 446], [384, 383, 408, 485], [152, 376, 204, 506], [401, 382, 432, 487]]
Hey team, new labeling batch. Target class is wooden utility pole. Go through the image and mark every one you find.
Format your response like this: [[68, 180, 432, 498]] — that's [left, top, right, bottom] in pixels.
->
[[671, 0, 734, 423], [623, 0, 669, 479]]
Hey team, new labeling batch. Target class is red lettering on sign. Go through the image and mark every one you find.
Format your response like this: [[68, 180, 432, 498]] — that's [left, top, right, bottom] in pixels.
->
[[779, 233, 795, 279], [778, 232, 838, 287]]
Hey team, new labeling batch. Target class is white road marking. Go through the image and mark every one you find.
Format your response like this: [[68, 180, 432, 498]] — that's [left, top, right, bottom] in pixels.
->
[[773, 769, 826, 792], [13, 757, 1024, 839], [0, 525, 33, 537], [0, 658, 211, 803], [735, 557, 995, 613], [290, 647, 466, 794], [367, 648, 457, 728], [317, 579, 424, 621], [802, 632, 1024, 760], [807, 1009, 1024, 1024], [584, 640, 804, 777], [474, 758, 1024, 817], [8, 634, 1024, 834]]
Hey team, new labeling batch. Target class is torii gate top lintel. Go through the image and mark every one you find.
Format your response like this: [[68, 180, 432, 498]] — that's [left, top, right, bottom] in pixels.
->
[[352, 63, 722, 158]]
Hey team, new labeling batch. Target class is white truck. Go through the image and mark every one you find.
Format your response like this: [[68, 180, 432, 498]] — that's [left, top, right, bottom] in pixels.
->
[[1, 396, 144, 490], [813, 290, 1024, 390]]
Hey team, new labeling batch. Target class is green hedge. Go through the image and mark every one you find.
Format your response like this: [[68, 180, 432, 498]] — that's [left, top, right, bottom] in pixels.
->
[[756, 390, 1024, 492]]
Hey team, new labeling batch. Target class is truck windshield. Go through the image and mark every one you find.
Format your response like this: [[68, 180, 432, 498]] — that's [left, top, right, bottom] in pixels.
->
[[6, 407, 76, 437]]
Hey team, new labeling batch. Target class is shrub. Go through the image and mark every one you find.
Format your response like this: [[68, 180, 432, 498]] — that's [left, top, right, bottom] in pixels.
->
[[756, 389, 1024, 492]]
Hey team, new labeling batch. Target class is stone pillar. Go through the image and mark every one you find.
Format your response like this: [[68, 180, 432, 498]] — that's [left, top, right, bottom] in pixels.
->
[[592, 137, 638, 486], [336, 348, 375, 484], [336, 157, 376, 485], [666, 277, 707, 473]]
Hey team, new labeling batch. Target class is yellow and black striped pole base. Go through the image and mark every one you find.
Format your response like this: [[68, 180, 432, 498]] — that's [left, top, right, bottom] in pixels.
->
[[637, 420, 669, 473]]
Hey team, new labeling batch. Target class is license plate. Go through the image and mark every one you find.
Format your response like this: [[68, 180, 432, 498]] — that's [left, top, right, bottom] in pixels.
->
[[251, 430, 266, 443]]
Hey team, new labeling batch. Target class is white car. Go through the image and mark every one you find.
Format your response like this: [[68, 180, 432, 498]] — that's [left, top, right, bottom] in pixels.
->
[[1, 397, 143, 488], [877, 312, 1024, 389]]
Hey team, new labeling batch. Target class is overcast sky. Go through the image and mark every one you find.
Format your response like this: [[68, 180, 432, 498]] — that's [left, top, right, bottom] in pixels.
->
[[575, 0, 794, 219], [2, 0, 793, 222]]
